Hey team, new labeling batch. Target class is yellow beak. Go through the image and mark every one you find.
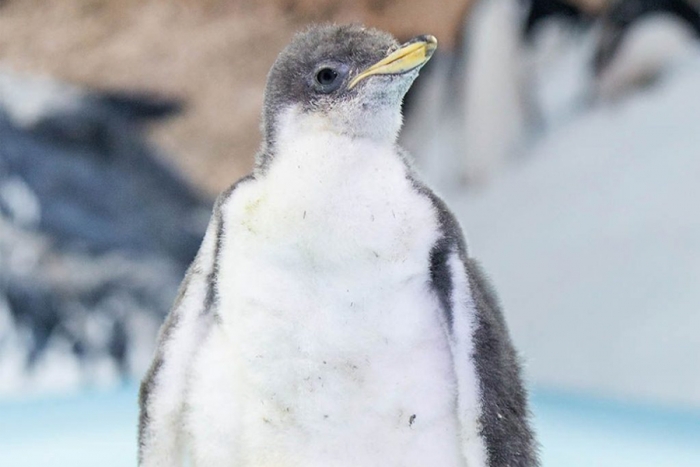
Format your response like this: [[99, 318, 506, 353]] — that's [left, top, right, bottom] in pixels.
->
[[348, 35, 438, 90]]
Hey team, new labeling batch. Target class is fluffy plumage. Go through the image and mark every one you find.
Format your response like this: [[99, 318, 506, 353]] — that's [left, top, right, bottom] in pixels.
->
[[139, 24, 538, 467]]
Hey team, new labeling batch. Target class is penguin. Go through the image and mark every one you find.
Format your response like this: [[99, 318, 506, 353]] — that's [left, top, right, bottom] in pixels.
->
[[594, 0, 700, 100], [138, 24, 538, 467], [520, 0, 595, 127], [399, 46, 467, 189], [522, 0, 588, 41], [0, 69, 207, 393], [398, 0, 532, 188], [401, 0, 591, 189]]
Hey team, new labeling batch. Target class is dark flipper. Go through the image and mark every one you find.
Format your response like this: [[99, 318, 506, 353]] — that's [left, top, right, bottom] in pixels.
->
[[466, 257, 539, 466], [417, 174, 539, 466]]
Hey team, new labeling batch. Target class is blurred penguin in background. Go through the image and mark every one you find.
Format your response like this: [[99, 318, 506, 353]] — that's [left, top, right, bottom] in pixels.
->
[[460, 0, 532, 186], [401, 0, 590, 189], [399, 39, 467, 189], [594, 0, 700, 100], [522, 0, 594, 127], [0, 70, 210, 394]]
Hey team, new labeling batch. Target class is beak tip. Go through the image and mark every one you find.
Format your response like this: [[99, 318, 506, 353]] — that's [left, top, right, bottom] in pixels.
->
[[427, 37, 438, 58], [416, 34, 438, 59]]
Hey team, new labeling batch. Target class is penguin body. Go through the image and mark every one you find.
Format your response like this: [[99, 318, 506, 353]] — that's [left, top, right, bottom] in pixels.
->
[[139, 25, 537, 467], [185, 128, 468, 466]]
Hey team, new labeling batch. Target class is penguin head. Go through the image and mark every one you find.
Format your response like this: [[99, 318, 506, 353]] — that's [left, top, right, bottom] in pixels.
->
[[521, 0, 588, 42], [261, 24, 437, 154]]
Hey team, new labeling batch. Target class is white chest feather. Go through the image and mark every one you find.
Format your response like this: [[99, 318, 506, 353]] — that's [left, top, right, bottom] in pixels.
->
[[184, 129, 466, 466]]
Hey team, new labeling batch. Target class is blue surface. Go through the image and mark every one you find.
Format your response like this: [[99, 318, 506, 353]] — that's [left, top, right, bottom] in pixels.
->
[[531, 391, 700, 466], [0, 385, 698, 466]]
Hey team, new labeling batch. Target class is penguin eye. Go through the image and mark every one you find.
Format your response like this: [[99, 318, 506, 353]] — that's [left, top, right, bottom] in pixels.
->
[[316, 68, 338, 86], [311, 63, 348, 93]]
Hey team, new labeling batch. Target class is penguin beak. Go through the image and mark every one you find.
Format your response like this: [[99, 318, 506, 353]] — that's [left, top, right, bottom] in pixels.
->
[[348, 35, 438, 89]]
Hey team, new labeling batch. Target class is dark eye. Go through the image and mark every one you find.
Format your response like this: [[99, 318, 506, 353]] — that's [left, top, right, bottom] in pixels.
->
[[316, 68, 339, 86], [311, 63, 348, 93]]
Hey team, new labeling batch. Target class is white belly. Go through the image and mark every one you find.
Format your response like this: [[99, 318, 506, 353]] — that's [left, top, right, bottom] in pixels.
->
[[186, 260, 465, 467], [185, 131, 466, 466], [187, 272, 464, 467]]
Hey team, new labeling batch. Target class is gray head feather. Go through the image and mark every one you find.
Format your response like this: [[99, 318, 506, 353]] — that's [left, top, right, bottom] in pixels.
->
[[259, 24, 401, 166]]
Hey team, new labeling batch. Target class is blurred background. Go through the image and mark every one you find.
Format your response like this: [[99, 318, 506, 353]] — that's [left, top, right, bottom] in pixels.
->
[[0, 0, 699, 465]]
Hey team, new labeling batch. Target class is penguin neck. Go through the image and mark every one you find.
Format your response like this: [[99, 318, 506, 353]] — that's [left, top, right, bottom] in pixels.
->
[[257, 104, 403, 172], [259, 107, 403, 181]]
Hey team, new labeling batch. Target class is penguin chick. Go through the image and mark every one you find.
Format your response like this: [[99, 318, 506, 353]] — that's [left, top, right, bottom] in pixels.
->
[[138, 24, 538, 467]]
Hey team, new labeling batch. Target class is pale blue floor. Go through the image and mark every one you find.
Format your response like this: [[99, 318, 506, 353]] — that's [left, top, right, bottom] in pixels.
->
[[0, 385, 699, 467]]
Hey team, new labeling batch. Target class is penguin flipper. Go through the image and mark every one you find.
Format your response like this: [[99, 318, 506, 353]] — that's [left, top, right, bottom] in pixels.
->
[[422, 183, 539, 466], [462, 256, 539, 466], [437, 249, 539, 466], [137, 190, 230, 467]]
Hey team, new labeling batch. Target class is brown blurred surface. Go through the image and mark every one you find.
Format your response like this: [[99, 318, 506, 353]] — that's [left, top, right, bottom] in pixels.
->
[[0, 0, 607, 193], [0, 1, 293, 193]]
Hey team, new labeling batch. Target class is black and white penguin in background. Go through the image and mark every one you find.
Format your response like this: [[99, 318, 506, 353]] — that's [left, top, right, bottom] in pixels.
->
[[522, 0, 595, 127], [401, 0, 590, 189], [139, 24, 539, 467], [0, 70, 210, 394], [594, 0, 700, 100]]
